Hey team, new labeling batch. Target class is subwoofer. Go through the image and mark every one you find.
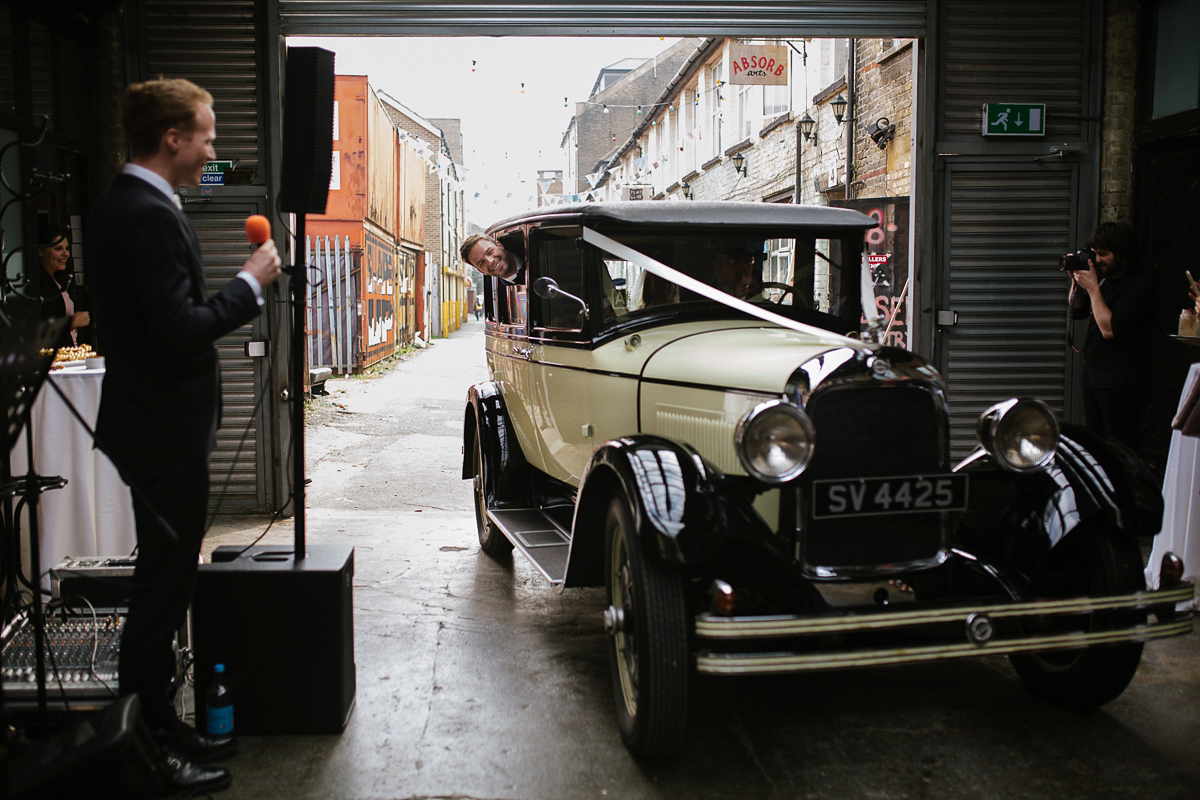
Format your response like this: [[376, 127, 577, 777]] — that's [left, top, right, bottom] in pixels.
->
[[279, 46, 335, 214], [191, 545, 355, 734]]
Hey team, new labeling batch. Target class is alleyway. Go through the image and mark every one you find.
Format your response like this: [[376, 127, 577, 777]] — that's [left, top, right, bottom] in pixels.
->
[[203, 319, 1200, 800]]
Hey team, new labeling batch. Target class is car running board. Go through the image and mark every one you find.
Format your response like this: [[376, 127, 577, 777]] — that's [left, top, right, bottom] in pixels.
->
[[487, 508, 570, 587]]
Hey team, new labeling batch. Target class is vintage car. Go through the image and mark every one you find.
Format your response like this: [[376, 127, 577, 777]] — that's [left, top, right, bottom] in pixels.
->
[[462, 201, 1193, 758]]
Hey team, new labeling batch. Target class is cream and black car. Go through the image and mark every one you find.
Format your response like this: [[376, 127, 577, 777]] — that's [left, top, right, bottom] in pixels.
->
[[462, 201, 1192, 758]]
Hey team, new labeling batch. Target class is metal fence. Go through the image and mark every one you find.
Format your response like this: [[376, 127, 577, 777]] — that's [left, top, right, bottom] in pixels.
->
[[306, 235, 360, 375]]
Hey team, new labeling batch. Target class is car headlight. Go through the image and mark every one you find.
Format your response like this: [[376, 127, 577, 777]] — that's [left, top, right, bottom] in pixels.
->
[[976, 398, 1059, 472], [735, 400, 815, 483]]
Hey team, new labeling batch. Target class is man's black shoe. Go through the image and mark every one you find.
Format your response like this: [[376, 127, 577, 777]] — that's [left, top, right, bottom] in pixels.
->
[[158, 750, 232, 794], [162, 721, 238, 762]]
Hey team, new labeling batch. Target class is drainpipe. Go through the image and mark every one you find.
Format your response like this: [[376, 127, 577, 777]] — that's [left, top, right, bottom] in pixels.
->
[[794, 40, 807, 205], [794, 121, 804, 205], [844, 38, 855, 200]]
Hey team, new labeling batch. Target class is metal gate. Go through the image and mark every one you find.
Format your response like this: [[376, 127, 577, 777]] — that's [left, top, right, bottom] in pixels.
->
[[306, 235, 360, 374]]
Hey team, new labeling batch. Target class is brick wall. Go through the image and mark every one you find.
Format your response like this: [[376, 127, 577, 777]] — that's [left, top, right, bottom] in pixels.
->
[[1100, 0, 1136, 223], [686, 113, 798, 202], [91, 6, 128, 191], [572, 42, 698, 194], [852, 39, 914, 199]]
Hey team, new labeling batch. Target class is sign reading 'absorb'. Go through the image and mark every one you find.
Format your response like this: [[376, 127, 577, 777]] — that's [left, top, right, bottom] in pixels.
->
[[728, 43, 788, 86]]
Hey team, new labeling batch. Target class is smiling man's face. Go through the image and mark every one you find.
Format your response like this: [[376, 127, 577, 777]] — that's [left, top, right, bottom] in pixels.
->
[[467, 238, 519, 280]]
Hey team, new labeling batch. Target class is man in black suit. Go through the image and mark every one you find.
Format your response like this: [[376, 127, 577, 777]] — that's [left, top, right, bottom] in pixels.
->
[[87, 78, 281, 794]]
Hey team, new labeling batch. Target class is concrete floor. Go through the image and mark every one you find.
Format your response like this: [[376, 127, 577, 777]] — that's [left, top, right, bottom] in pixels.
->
[[201, 319, 1200, 800]]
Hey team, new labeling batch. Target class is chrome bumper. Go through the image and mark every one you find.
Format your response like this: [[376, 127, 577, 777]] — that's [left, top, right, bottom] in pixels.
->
[[695, 583, 1194, 675]]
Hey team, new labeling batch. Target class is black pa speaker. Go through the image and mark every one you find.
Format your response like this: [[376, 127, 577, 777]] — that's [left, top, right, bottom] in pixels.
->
[[280, 46, 335, 214], [192, 545, 355, 734]]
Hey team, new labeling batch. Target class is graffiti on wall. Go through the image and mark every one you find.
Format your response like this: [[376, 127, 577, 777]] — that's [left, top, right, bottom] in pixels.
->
[[364, 232, 396, 357]]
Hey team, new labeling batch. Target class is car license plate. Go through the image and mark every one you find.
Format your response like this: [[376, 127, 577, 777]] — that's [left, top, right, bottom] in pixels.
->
[[812, 474, 968, 519]]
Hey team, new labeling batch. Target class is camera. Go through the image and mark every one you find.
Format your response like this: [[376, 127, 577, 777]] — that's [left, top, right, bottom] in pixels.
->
[[1059, 248, 1096, 271]]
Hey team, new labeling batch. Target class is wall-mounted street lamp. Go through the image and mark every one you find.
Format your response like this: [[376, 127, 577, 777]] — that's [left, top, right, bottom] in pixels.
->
[[681, 181, 694, 200], [831, 94, 848, 125], [731, 151, 747, 177], [866, 117, 896, 149], [797, 112, 817, 142]]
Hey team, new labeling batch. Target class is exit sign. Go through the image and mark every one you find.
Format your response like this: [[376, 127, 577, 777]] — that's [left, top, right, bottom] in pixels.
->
[[201, 160, 234, 185], [982, 103, 1046, 137]]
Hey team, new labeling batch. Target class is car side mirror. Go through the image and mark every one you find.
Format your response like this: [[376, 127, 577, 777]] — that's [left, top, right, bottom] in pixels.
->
[[534, 277, 589, 319]]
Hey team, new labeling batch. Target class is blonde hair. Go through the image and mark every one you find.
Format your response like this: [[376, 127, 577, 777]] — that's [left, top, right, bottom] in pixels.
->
[[124, 79, 213, 158]]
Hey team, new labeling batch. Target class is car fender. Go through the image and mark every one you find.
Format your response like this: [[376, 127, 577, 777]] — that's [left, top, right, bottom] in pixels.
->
[[954, 421, 1162, 583], [463, 381, 531, 507], [563, 435, 775, 588]]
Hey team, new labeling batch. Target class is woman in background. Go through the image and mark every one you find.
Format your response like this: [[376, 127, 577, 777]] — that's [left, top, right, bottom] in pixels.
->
[[37, 226, 91, 349]]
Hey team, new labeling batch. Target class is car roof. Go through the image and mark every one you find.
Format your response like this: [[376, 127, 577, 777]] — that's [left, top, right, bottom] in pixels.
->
[[486, 201, 878, 236]]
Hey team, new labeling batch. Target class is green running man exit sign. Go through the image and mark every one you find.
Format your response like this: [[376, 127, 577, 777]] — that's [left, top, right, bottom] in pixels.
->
[[982, 103, 1046, 136]]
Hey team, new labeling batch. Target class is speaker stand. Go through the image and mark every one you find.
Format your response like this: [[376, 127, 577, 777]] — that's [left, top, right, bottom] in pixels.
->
[[291, 213, 306, 560]]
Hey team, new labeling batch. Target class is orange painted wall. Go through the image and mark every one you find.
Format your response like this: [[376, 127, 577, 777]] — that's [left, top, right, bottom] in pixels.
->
[[311, 75, 368, 227]]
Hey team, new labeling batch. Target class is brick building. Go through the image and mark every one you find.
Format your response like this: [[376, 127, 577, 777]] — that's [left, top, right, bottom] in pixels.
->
[[560, 40, 701, 197]]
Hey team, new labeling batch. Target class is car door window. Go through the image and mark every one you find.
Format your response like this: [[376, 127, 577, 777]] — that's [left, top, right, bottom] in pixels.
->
[[531, 228, 596, 339]]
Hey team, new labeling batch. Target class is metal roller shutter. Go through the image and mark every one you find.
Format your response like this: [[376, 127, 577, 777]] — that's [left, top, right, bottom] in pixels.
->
[[941, 165, 1076, 459], [141, 0, 274, 511], [191, 205, 270, 511], [277, 0, 928, 38], [143, 0, 262, 168], [941, 0, 1092, 141], [934, 0, 1099, 460]]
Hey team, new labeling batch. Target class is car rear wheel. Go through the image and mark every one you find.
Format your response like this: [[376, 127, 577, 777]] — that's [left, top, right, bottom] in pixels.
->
[[473, 434, 512, 557], [604, 493, 688, 758], [1009, 526, 1145, 711]]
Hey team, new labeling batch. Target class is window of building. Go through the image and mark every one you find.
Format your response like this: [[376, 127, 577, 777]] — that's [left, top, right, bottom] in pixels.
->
[[737, 84, 753, 141], [1153, 0, 1200, 118], [709, 63, 723, 158], [764, 84, 789, 117]]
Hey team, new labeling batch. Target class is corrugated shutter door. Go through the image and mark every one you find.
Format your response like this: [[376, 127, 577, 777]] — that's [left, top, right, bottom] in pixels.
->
[[191, 205, 267, 511], [277, 1, 927, 37], [941, 0, 1090, 141], [942, 165, 1075, 459], [144, 0, 260, 168], [143, 0, 269, 511], [936, 0, 1096, 460]]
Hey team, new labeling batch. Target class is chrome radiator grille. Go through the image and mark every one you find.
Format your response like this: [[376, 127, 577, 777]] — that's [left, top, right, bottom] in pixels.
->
[[801, 382, 948, 572]]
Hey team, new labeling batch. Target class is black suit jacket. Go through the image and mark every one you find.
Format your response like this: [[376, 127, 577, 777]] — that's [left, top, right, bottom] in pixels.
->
[[87, 173, 259, 475]]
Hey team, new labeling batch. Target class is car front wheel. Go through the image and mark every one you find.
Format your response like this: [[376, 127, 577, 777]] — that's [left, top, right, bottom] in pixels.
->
[[472, 434, 512, 557], [604, 493, 689, 758], [1009, 526, 1145, 711]]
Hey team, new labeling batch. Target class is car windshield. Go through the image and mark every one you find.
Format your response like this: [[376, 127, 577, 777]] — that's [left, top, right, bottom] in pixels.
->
[[590, 229, 859, 330]]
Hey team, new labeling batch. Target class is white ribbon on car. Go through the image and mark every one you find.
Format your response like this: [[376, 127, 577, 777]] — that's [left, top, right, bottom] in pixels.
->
[[581, 227, 866, 348]]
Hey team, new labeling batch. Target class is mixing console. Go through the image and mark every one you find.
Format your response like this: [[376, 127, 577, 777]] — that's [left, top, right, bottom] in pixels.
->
[[1, 609, 123, 710]]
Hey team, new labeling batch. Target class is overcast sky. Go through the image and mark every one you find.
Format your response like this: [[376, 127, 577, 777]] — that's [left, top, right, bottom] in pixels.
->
[[287, 36, 685, 227]]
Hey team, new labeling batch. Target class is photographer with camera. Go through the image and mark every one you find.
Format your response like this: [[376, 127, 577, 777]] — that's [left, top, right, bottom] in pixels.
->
[[1067, 221, 1155, 450]]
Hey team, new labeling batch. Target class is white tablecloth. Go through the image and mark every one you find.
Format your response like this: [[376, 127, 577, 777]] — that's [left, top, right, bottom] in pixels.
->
[[1147, 361, 1200, 608], [10, 367, 135, 591]]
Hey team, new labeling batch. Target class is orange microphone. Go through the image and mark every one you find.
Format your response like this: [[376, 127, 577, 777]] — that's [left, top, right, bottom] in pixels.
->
[[244, 214, 271, 245]]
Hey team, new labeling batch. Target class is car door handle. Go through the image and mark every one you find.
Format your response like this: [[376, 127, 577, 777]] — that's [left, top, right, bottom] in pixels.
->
[[513, 345, 533, 359]]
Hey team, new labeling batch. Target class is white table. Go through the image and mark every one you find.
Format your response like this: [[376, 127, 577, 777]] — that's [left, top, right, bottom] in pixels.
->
[[1147, 361, 1200, 608], [10, 367, 136, 592]]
